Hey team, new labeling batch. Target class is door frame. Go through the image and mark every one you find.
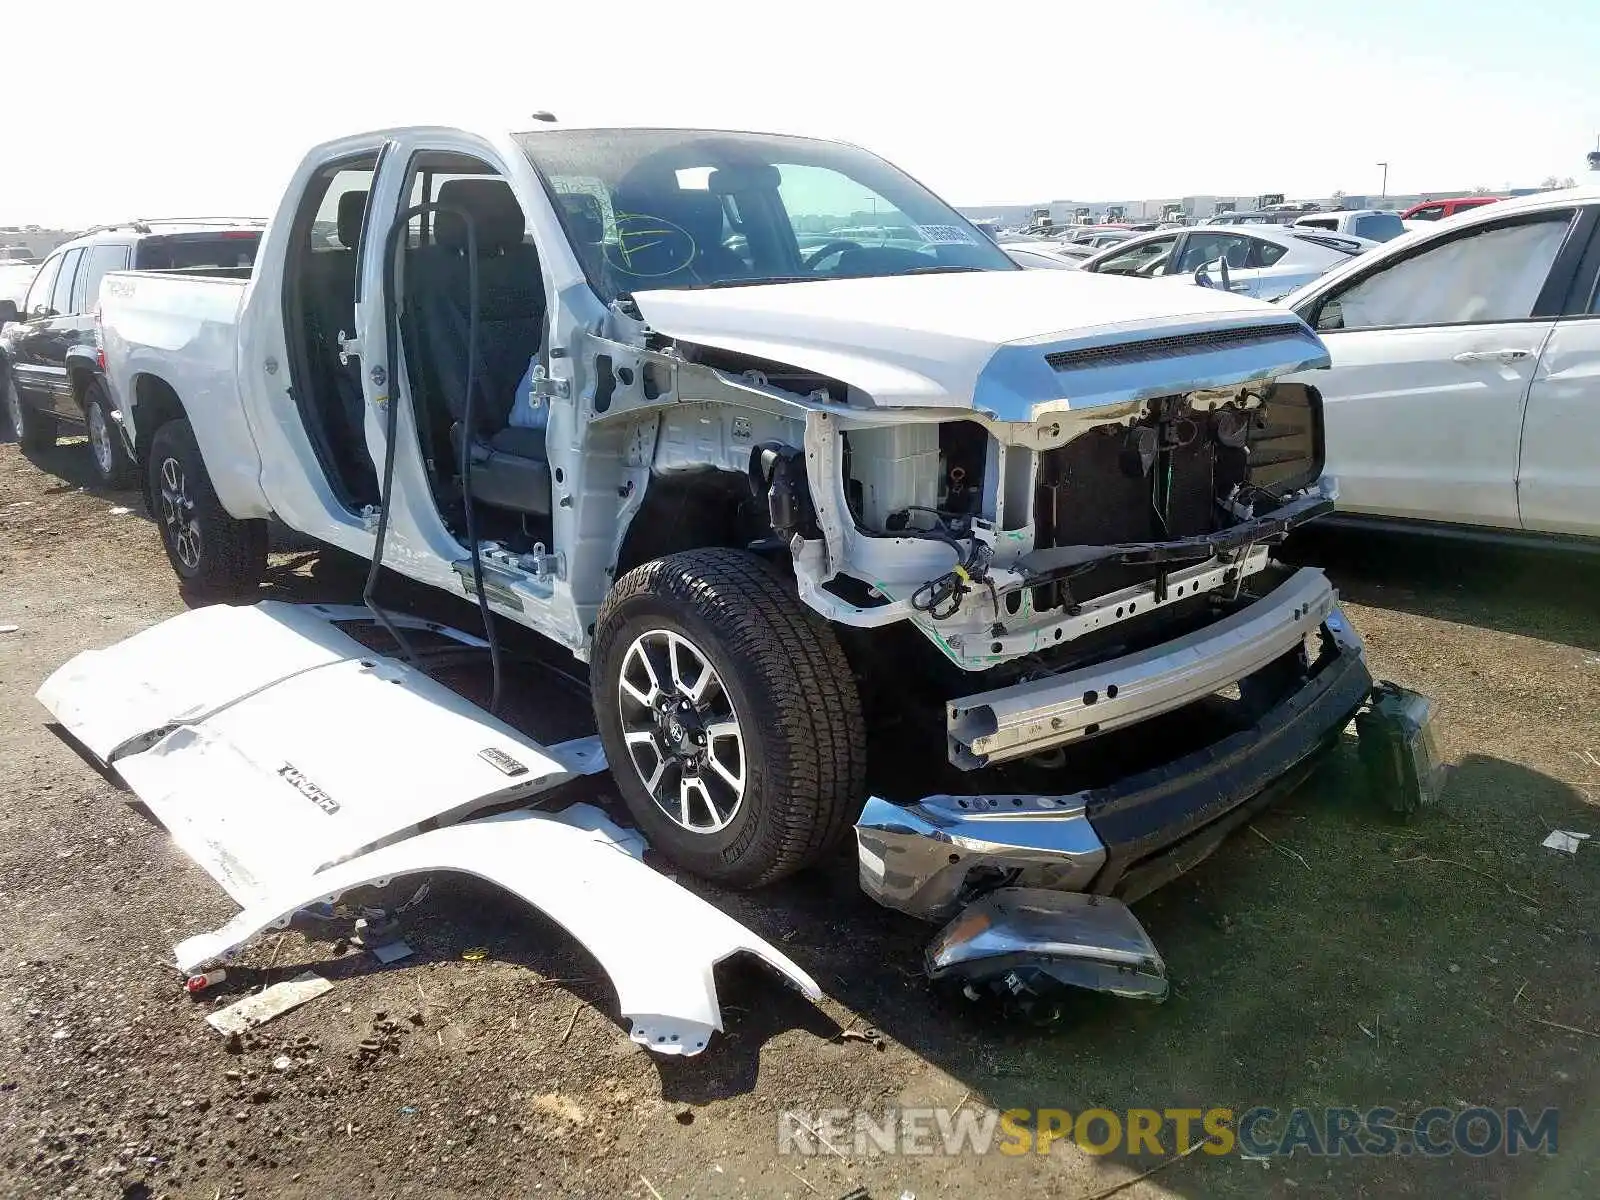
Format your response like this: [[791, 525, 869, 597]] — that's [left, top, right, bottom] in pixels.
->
[[352, 129, 585, 645], [1513, 201, 1600, 533], [235, 134, 394, 551]]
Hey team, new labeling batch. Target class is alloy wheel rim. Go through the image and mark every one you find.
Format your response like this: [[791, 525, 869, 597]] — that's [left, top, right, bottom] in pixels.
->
[[4, 379, 20, 438], [617, 628, 746, 833], [88, 402, 113, 474], [158, 456, 202, 570]]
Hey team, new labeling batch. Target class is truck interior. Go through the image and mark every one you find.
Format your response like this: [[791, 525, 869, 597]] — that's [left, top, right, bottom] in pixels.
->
[[396, 153, 552, 547], [284, 154, 382, 509], [282, 151, 553, 546]]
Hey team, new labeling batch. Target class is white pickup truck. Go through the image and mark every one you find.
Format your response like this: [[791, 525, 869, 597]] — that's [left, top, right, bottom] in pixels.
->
[[83, 121, 1437, 1001]]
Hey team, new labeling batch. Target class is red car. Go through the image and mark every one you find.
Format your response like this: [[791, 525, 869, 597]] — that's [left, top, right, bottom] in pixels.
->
[[1399, 196, 1501, 222]]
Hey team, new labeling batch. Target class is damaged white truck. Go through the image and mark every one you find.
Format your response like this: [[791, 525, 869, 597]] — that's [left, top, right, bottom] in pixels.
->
[[46, 122, 1440, 1023]]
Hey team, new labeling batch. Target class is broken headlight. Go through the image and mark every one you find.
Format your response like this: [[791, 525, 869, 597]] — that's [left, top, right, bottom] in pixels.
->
[[1355, 682, 1445, 816]]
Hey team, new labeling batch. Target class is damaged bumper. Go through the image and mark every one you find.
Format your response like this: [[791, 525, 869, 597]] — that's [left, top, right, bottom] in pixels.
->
[[928, 888, 1169, 1002], [949, 566, 1337, 769], [858, 588, 1378, 924], [859, 578, 1443, 1003]]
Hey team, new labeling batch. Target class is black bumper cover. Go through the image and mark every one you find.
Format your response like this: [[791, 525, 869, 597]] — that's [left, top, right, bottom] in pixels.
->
[[1084, 638, 1373, 901]]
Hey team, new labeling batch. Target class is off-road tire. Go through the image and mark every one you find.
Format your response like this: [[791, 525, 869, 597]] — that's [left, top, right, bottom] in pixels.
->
[[147, 418, 267, 596], [6, 372, 57, 453], [83, 379, 135, 488], [592, 548, 868, 888]]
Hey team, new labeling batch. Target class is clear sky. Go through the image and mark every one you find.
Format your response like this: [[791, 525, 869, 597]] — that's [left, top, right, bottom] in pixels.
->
[[5, 0, 1597, 227]]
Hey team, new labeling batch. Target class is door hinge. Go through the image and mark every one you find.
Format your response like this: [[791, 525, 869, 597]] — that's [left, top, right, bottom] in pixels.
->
[[478, 540, 565, 582], [518, 542, 565, 581], [529, 364, 570, 400], [337, 331, 362, 366]]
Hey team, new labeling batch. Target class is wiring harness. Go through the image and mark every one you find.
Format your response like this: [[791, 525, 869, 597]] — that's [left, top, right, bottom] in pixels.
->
[[890, 507, 1000, 622]]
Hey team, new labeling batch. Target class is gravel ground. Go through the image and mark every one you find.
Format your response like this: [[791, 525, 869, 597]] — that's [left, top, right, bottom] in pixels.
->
[[1, 434, 1595, 1200]]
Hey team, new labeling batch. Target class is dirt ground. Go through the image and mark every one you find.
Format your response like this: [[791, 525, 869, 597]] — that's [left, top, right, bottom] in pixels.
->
[[1, 432, 1596, 1200]]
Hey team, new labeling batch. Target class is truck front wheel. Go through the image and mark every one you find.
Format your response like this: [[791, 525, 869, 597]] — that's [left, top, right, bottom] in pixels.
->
[[592, 548, 867, 888], [147, 418, 267, 596]]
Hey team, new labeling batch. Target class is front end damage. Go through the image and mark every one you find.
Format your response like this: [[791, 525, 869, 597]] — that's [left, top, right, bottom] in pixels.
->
[[586, 281, 1441, 1008], [856, 576, 1441, 1006]]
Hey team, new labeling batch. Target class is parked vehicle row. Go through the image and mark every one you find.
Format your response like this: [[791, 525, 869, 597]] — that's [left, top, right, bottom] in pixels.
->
[[0, 219, 263, 485], [994, 196, 1505, 245], [6, 178, 1594, 552]]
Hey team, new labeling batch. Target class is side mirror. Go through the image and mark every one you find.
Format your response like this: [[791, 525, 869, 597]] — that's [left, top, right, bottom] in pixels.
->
[[0, 300, 17, 326]]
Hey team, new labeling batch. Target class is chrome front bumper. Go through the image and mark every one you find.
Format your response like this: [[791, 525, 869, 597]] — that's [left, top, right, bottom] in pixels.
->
[[856, 792, 1108, 924], [857, 583, 1444, 1006], [859, 586, 1375, 924], [947, 567, 1337, 769]]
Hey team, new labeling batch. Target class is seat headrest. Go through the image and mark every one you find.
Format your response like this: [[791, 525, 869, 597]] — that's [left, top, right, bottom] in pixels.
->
[[336, 189, 369, 249], [611, 185, 726, 248], [436, 178, 526, 253], [558, 192, 606, 245]]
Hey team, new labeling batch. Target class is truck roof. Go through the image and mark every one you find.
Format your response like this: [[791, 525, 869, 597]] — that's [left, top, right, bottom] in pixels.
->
[[59, 218, 267, 251], [316, 122, 855, 148]]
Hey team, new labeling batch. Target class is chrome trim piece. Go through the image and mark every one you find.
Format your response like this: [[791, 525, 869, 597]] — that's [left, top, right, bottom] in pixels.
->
[[854, 794, 1106, 923], [925, 887, 1168, 1001]]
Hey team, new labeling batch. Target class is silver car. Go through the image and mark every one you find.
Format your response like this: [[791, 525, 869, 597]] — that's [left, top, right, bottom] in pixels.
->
[[1075, 223, 1373, 300]]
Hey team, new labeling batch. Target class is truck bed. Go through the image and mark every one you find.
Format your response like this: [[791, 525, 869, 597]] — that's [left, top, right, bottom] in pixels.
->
[[98, 268, 265, 518]]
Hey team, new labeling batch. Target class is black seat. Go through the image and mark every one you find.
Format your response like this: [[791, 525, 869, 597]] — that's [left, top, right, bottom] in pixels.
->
[[302, 189, 377, 503], [325, 190, 370, 425], [607, 182, 750, 290], [407, 176, 550, 517]]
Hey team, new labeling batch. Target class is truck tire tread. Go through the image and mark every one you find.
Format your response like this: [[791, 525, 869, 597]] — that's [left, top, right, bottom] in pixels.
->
[[7, 375, 58, 454], [593, 547, 867, 887], [147, 418, 267, 596]]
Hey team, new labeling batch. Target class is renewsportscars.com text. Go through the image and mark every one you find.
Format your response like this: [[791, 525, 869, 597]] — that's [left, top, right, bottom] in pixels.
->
[[777, 1105, 1558, 1158]]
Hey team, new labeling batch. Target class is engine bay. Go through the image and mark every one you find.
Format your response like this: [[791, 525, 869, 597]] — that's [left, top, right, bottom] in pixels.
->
[[837, 382, 1325, 626]]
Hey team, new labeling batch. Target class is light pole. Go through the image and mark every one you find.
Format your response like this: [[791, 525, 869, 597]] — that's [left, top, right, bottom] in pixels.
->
[[1376, 161, 1389, 200]]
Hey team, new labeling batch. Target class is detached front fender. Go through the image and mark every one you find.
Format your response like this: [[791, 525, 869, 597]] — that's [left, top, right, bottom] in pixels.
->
[[173, 805, 822, 1057]]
